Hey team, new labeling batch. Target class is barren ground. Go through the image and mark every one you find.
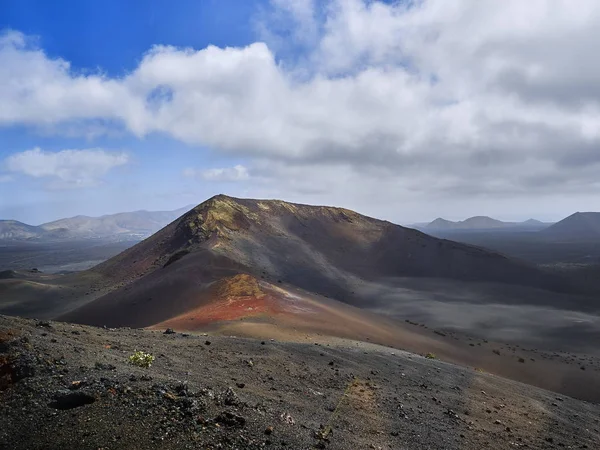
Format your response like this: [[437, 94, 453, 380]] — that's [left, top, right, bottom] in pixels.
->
[[1, 315, 599, 450]]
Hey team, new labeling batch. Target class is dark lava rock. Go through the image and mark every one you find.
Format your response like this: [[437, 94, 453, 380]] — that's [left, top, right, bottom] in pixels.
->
[[215, 411, 246, 427], [95, 362, 116, 371], [222, 387, 240, 406], [49, 390, 95, 410], [163, 328, 176, 335], [11, 354, 36, 381]]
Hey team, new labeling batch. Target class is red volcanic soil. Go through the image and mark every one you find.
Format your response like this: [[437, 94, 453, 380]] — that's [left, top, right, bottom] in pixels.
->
[[154, 274, 324, 329], [152, 275, 600, 404]]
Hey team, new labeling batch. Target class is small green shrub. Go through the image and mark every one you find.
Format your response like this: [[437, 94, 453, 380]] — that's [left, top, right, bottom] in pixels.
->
[[425, 353, 437, 359], [129, 350, 155, 368]]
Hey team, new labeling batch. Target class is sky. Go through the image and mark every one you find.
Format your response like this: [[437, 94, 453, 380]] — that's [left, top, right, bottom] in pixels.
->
[[1, 0, 600, 225]]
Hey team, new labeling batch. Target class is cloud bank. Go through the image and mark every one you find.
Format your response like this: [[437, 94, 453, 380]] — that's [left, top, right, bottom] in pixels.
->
[[5, 147, 129, 188], [2, 0, 600, 219]]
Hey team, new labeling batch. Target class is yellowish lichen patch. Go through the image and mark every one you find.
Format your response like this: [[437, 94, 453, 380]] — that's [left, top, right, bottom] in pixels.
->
[[215, 274, 264, 298]]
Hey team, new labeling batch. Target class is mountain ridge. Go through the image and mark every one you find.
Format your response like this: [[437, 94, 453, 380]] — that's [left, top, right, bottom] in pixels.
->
[[540, 212, 600, 241], [59, 194, 574, 329], [424, 215, 551, 231], [0, 205, 192, 241]]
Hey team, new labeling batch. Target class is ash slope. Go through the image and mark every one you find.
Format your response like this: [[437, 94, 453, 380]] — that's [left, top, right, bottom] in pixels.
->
[[1, 315, 599, 450], [61, 195, 573, 329]]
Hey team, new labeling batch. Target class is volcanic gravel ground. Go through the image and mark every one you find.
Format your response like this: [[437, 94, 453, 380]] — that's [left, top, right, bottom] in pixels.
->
[[1, 315, 599, 450]]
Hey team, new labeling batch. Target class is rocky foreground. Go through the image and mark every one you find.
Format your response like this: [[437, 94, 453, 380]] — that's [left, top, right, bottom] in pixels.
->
[[1, 315, 599, 450]]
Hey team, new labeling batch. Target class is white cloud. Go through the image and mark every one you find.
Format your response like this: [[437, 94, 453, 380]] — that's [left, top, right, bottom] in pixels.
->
[[184, 165, 250, 182], [2, 1, 600, 216], [5, 147, 129, 188], [0, 174, 13, 183]]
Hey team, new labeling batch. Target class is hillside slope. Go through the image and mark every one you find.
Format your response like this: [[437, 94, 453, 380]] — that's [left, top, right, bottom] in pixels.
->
[[1, 315, 599, 449], [0, 220, 43, 240], [541, 212, 600, 241], [0, 206, 191, 242], [39, 206, 191, 239], [60, 195, 573, 330]]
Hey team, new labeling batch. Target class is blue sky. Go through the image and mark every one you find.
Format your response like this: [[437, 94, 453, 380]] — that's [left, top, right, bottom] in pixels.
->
[[0, 0, 264, 223], [1, 0, 599, 224], [1, 0, 260, 74]]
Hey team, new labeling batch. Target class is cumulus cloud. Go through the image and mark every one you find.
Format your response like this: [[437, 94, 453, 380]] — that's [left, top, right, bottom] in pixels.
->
[[5, 147, 129, 188], [2, 0, 600, 215], [183, 165, 250, 182]]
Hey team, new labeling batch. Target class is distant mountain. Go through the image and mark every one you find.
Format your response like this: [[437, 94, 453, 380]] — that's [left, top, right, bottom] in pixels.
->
[[426, 218, 456, 229], [40, 206, 192, 239], [424, 216, 550, 231], [540, 212, 600, 241], [523, 218, 545, 226], [0, 206, 192, 241], [57, 195, 571, 329], [0, 220, 43, 240]]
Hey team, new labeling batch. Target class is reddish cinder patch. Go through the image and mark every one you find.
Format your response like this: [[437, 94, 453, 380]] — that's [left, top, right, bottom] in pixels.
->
[[166, 294, 283, 327], [154, 274, 321, 330]]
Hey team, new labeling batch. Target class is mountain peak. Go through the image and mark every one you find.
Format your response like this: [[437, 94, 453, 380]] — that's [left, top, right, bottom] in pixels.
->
[[182, 195, 257, 240], [541, 211, 600, 240], [426, 218, 454, 228], [426, 216, 505, 230]]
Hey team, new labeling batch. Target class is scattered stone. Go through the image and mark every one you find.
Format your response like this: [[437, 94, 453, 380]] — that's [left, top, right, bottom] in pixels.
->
[[236, 382, 245, 389], [225, 388, 240, 406], [69, 380, 85, 390], [205, 340, 211, 346], [10, 354, 36, 381], [163, 328, 175, 335], [445, 409, 459, 419], [215, 411, 246, 427], [265, 426, 274, 435], [36, 320, 52, 328], [95, 362, 116, 371], [49, 390, 95, 410], [280, 412, 295, 425]]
